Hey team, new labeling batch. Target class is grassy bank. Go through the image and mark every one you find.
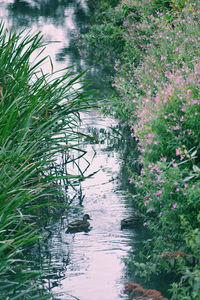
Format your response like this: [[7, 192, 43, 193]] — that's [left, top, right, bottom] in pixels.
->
[[84, 0, 200, 298], [0, 24, 92, 298]]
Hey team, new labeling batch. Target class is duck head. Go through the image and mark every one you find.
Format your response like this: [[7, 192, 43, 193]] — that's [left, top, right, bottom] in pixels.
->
[[83, 214, 92, 221]]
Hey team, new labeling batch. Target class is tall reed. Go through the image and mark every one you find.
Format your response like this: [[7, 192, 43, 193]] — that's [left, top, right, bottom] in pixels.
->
[[0, 23, 92, 298]]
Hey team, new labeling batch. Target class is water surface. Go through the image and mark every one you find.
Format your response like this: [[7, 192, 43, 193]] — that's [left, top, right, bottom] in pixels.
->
[[48, 111, 138, 300]]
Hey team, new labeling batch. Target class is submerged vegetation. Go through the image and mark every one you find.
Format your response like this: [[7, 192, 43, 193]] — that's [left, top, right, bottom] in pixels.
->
[[84, 0, 200, 298], [0, 24, 92, 298]]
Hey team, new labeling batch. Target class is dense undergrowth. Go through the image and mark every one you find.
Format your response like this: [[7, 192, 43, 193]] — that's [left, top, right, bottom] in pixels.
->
[[0, 24, 92, 298], [84, 0, 200, 298]]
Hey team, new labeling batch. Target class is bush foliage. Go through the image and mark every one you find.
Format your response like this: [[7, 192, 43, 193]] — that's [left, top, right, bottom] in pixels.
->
[[84, 0, 200, 298]]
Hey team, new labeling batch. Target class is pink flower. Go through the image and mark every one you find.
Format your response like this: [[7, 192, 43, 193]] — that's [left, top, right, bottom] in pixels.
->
[[155, 190, 162, 196], [174, 182, 179, 185], [176, 148, 181, 156], [172, 203, 178, 209], [153, 141, 159, 145], [171, 126, 180, 130], [173, 163, 178, 167], [191, 100, 198, 105], [160, 157, 167, 162], [128, 178, 133, 184]]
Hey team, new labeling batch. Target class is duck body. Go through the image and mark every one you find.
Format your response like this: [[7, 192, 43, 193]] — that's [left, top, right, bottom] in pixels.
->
[[121, 213, 142, 229], [66, 214, 92, 233]]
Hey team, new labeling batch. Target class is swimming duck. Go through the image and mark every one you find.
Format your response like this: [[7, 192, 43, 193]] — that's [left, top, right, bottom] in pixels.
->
[[121, 213, 142, 229], [66, 214, 92, 233]]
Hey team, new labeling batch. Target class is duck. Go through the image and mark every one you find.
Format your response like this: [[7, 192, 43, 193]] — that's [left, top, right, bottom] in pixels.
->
[[66, 214, 92, 233], [121, 213, 142, 229]]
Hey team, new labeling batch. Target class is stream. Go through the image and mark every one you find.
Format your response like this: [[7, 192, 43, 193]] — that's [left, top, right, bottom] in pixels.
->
[[0, 1, 154, 299], [44, 112, 140, 300]]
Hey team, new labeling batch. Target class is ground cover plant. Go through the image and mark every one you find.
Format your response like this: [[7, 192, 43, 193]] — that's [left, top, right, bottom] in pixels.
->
[[0, 24, 92, 298], [82, 0, 200, 298]]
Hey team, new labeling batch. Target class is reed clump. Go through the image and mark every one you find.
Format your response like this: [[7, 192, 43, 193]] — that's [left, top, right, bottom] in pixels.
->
[[0, 24, 91, 298]]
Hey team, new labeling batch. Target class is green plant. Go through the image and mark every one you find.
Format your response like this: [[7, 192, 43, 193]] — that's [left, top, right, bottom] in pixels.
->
[[0, 24, 92, 298], [82, 0, 200, 297]]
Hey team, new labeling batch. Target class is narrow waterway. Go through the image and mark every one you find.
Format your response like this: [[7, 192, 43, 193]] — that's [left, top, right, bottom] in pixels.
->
[[0, 1, 147, 299], [44, 111, 141, 300]]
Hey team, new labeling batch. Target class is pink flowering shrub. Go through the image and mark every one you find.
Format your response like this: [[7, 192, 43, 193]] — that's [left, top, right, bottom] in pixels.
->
[[111, 1, 200, 298], [84, 0, 200, 298], [135, 63, 200, 163]]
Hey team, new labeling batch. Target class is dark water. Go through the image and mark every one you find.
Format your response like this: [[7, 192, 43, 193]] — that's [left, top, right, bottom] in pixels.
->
[[0, 1, 166, 299]]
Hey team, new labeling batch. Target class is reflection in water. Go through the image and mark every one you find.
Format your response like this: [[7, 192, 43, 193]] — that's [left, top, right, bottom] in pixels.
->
[[0, 1, 145, 299], [1, 0, 90, 75], [0, 0, 114, 95]]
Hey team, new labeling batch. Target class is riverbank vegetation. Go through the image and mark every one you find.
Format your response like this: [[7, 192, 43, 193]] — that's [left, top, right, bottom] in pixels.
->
[[0, 24, 92, 298], [84, 0, 200, 298]]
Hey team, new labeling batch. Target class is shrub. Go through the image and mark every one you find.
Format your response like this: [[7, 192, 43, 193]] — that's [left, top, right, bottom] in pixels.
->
[[82, 0, 200, 297]]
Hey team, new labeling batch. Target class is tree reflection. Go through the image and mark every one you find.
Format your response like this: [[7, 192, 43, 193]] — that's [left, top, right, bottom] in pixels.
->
[[9, 0, 89, 27], [6, 0, 115, 96]]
